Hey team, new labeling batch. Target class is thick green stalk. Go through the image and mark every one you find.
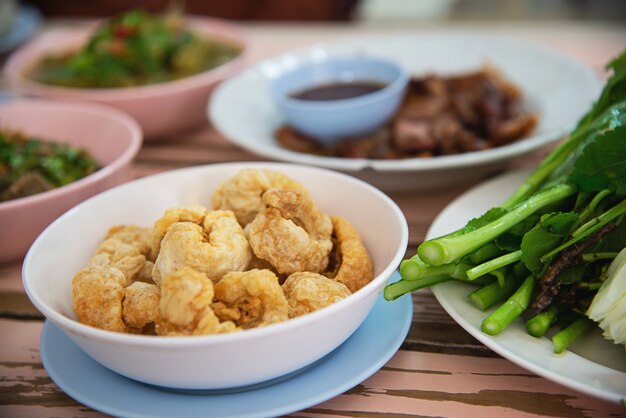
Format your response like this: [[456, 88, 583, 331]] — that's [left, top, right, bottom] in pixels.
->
[[525, 304, 565, 337], [489, 267, 507, 287], [384, 276, 451, 301], [399, 256, 471, 281], [467, 250, 522, 280], [468, 276, 522, 311], [418, 184, 576, 266], [552, 316, 593, 354], [481, 275, 535, 335], [468, 243, 502, 264]]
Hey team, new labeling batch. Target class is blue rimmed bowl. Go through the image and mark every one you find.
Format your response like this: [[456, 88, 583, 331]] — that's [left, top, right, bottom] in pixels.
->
[[269, 55, 409, 144]]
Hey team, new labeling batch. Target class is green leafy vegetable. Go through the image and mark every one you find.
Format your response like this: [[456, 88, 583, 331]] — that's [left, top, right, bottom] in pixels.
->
[[520, 212, 578, 274], [576, 50, 626, 130], [0, 131, 100, 202], [386, 47, 626, 353], [571, 126, 626, 195], [30, 8, 241, 88]]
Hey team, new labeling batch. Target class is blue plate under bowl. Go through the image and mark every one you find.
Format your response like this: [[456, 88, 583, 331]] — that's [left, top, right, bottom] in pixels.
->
[[41, 286, 413, 418]]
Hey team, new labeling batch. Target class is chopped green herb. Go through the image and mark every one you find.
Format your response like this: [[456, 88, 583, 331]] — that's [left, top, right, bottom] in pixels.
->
[[0, 131, 100, 202], [30, 8, 241, 89]]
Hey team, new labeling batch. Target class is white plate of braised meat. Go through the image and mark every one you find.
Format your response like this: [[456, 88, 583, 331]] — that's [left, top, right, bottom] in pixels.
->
[[209, 34, 601, 191]]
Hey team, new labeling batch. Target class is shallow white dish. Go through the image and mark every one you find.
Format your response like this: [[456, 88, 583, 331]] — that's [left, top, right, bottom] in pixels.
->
[[428, 170, 626, 404], [23, 162, 408, 390], [209, 33, 601, 192]]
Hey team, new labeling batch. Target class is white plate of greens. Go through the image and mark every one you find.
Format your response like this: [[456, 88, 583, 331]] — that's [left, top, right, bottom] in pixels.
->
[[428, 170, 626, 404]]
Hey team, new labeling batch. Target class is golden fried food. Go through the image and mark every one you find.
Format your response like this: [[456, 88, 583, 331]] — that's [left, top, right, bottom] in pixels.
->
[[153, 210, 252, 284], [247, 254, 279, 276], [88, 238, 146, 285], [151, 204, 209, 259], [246, 189, 333, 275], [71, 169, 373, 337], [105, 225, 153, 259], [212, 169, 309, 226], [326, 215, 373, 293], [72, 265, 128, 332], [156, 267, 239, 336], [282, 272, 351, 318], [122, 282, 160, 330], [212, 269, 289, 328], [134, 260, 155, 283]]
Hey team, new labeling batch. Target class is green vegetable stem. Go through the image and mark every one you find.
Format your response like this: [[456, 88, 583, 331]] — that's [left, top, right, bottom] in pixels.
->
[[467, 250, 522, 280], [481, 275, 535, 335], [468, 275, 522, 311], [525, 305, 566, 338], [418, 184, 576, 266], [552, 316, 593, 354]]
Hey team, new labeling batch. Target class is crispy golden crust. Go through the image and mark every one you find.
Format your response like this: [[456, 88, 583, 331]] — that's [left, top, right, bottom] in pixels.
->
[[72, 265, 128, 333], [134, 260, 155, 284], [105, 225, 153, 259], [212, 169, 308, 226], [122, 282, 160, 329], [282, 272, 351, 318], [151, 204, 209, 260], [71, 170, 373, 337], [246, 189, 333, 275], [156, 267, 239, 336], [88, 238, 146, 285], [213, 269, 289, 328], [326, 216, 374, 293], [152, 210, 252, 285]]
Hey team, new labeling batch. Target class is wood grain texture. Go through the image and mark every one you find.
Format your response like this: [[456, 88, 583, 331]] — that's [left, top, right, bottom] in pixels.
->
[[1, 19, 625, 418], [0, 319, 622, 418]]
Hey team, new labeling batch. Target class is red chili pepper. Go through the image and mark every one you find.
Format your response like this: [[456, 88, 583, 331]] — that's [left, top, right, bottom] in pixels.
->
[[113, 24, 136, 38]]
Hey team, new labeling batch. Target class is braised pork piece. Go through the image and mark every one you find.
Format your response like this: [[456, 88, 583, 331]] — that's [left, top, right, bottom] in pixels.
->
[[276, 66, 538, 159]]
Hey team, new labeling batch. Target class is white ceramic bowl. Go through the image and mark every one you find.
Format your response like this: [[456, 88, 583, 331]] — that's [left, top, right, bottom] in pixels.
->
[[22, 162, 408, 390], [0, 99, 142, 262], [209, 33, 602, 192]]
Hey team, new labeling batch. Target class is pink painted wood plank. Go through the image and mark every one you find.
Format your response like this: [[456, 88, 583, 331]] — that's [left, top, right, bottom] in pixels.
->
[[302, 351, 624, 417], [1, 320, 622, 417]]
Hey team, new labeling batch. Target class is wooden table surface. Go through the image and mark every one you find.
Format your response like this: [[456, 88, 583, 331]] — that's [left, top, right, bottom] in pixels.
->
[[1, 19, 626, 418]]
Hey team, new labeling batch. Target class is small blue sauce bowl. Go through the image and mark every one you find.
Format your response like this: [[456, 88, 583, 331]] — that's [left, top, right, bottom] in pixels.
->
[[269, 55, 409, 145]]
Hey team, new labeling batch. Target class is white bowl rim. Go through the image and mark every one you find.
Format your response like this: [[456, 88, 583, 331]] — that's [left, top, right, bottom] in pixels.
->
[[22, 161, 409, 348], [4, 16, 249, 100], [0, 98, 143, 211], [209, 32, 603, 173]]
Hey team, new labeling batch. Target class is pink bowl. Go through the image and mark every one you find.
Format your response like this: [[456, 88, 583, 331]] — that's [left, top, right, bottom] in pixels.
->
[[3, 17, 247, 140], [0, 99, 142, 262]]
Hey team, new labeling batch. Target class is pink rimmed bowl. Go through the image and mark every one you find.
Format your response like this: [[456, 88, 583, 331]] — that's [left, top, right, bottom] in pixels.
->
[[4, 17, 247, 139], [0, 99, 142, 262]]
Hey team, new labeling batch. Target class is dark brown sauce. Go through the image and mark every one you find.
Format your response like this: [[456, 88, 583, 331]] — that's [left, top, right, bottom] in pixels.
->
[[289, 80, 388, 101]]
